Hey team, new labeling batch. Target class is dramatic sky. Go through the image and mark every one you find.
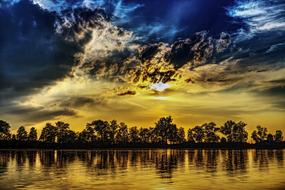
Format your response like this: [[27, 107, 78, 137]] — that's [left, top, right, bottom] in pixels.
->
[[0, 0, 284, 132]]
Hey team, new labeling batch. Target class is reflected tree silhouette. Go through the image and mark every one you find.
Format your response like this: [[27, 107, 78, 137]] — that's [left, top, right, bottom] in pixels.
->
[[108, 151, 116, 172], [253, 150, 275, 170], [195, 149, 205, 169], [39, 151, 56, 168], [27, 151, 37, 168], [206, 150, 219, 173], [187, 150, 222, 174], [0, 151, 10, 175], [15, 151, 27, 170], [56, 151, 76, 168], [130, 151, 139, 167], [187, 150, 195, 167], [0, 149, 283, 182], [275, 150, 284, 167], [188, 150, 220, 174], [154, 150, 180, 178], [77, 151, 98, 172], [96, 151, 109, 170], [222, 150, 248, 175], [116, 151, 129, 170]]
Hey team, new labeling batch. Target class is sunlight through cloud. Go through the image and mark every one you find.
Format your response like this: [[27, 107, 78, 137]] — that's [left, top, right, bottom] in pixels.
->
[[150, 82, 170, 92]]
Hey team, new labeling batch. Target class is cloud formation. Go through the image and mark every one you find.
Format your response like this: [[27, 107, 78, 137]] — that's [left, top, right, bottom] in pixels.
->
[[0, 0, 284, 130], [228, 0, 285, 41]]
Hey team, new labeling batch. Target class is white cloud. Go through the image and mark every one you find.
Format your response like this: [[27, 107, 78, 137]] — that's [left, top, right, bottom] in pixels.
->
[[228, 0, 285, 37]]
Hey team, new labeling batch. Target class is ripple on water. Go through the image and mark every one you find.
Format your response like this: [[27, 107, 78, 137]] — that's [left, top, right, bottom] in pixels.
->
[[0, 149, 284, 190]]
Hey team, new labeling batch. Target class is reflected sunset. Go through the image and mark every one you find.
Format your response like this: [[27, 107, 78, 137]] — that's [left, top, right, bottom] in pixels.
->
[[0, 150, 284, 190]]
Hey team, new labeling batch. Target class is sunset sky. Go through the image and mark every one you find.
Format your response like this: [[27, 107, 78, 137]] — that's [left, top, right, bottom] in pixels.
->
[[0, 0, 284, 133]]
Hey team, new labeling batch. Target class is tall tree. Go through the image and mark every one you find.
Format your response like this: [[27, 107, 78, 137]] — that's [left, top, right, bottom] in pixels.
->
[[188, 126, 205, 143], [28, 127, 38, 141], [17, 126, 28, 141], [220, 120, 248, 143], [63, 130, 77, 144], [129, 127, 140, 143], [139, 128, 151, 143], [115, 122, 128, 144], [39, 123, 57, 143], [188, 123, 219, 143], [251, 126, 268, 143], [187, 128, 195, 142], [177, 127, 185, 143], [274, 130, 283, 142], [267, 133, 274, 143], [154, 116, 178, 144], [203, 122, 220, 143], [87, 120, 110, 142], [78, 126, 96, 143], [55, 121, 70, 144], [148, 127, 158, 143], [0, 120, 11, 140], [109, 120, 119, 144]]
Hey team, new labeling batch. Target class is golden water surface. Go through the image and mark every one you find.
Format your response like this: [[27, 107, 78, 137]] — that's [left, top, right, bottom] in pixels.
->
[[0, 149, 284, 190]]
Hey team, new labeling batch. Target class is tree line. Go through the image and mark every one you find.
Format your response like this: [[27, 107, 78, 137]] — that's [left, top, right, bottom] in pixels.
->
[[0, 117, 283, 146]]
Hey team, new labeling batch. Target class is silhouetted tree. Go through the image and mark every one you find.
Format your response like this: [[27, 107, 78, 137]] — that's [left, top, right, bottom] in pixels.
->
[[177, 127, 185, 143], [55, 121, 73, 144], [17, 126, 28, 141], [251, 131, 258, 143], [28, 127, 37, 141], [220, 120, 248, 143], [0, 118, 283, 147], [187, 123, 219, 143], [78, 126, 96, 143], [203, 122, 220, 143], [87, 120, 110, 142], [148, 127, 159, 143], [129, 127, 140, 143], [267, 133, 274, 143], [274, 130, 283, 142], [251, 126, 268, 143], [78, 129, 89, 143], [139, 128, 151, 143], [40, 123, 57, 143], [0, 120, 11, 140], [115, 122, 128, 144], [188, 126, 204, 143], [187, 128, 195, 142], [154, 116, 178, 144], [63, 130, 77, 144], [109, 120, 119, 144]]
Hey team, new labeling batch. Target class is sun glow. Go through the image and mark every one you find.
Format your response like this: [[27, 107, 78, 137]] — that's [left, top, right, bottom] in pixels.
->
[[150, 82, 170, 92]]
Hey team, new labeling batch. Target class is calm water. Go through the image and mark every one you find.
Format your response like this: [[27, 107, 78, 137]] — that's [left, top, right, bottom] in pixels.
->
[[0, 149, 284, 190]]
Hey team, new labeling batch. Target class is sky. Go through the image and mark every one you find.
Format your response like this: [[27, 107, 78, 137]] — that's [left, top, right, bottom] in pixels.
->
[[0, 0, 284, 133]]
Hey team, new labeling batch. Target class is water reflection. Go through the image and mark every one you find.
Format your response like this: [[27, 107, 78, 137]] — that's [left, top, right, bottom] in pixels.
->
[[0, 149, 284, 190], [223, 150, 248, 175], [0, 151, 10, 174]]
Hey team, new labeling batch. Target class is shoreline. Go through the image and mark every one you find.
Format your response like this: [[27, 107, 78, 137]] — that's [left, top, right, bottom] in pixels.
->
[[0, 141, 285, 150]]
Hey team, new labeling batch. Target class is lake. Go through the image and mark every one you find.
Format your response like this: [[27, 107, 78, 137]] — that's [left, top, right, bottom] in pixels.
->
[[0, 149, 284, 190]]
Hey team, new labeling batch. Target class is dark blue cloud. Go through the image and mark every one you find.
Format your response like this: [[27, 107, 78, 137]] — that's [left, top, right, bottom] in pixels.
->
[[121, 0, 241, 41], [20, 0, 242, 42], [219, 0, 285, 69], [0, 0, 284, 111], [0, 0, 79, 98]]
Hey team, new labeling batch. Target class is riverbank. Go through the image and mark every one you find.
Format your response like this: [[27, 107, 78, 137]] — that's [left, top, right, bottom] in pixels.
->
[[0, 140, 285, 149]]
